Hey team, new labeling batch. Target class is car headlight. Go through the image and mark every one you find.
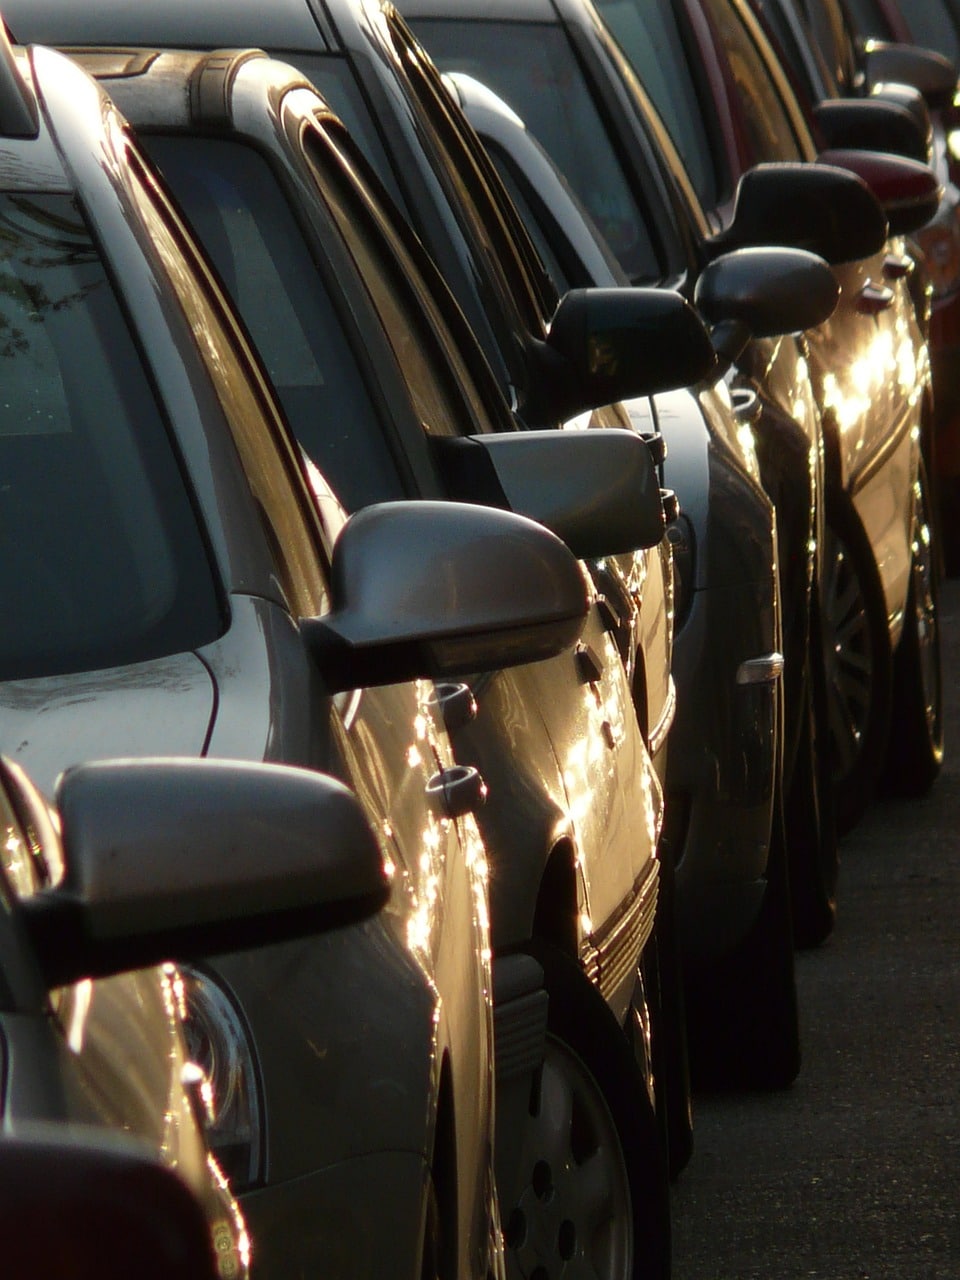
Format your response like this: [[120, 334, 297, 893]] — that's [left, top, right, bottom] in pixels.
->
[[180, 965, 262, 1192]]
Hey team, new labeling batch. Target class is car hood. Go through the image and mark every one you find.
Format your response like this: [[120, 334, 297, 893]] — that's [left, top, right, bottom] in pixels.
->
[[0, 652, 215, 793]]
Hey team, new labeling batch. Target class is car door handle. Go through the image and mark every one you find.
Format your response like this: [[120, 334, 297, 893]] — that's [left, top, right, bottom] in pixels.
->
[[857, 281, 895, 314], [882, 253, 914, 281], [575, 643, 605, 684], [430, 681, 478, 734], [427, 765, 487, 817]]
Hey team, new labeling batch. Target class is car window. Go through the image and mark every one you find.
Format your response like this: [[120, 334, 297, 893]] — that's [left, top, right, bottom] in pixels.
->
[[698, 0, 807, 163], [0, 192, 222, 681], [417, 17, 661, 284], [303, 120, 498, 441], [902, 0, 960, 63], [596, 0, 720, 208], [124, 148, 329, 619], [142, 134, 408, 514]]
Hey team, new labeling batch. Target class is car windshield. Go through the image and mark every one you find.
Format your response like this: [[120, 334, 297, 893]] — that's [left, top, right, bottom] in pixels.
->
[[416, 18, 660, 283], [0, 192, 221, 680], [143, 134, 407, 512]]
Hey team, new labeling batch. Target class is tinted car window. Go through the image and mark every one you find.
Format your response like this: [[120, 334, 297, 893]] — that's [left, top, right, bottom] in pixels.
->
[[596, 0, 719, 207], [901, 0, 960, 62], [418, 18, 660, 283], [303, 122, 495, 440], [143, 134, 407, 512], [698, 0, 805, 162], [0, 193, 222, 681]]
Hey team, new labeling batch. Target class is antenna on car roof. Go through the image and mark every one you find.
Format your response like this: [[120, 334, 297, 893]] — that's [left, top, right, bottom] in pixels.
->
[[0, 18, 39, 138]]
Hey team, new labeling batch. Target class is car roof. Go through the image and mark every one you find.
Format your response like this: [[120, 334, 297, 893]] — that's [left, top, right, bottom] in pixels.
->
[[2, 0, 333, 51]]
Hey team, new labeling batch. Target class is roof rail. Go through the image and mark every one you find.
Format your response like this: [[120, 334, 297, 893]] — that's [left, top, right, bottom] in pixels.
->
[[0, 18, 39, 138]]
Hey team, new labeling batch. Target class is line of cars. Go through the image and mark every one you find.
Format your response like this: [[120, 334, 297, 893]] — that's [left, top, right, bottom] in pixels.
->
[[0, 1, 948, 1277]]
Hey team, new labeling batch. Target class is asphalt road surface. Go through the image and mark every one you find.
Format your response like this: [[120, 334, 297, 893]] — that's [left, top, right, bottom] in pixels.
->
[[670, 579, 960, 1279]]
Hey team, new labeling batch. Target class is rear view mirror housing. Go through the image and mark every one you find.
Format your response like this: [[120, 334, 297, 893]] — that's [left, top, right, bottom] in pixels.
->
[[302, 500, 589, 691], [862, 40, 958, 111], [432, 427, 665, 559], [527, 287, 716, 425], [2, 1127, 217, 1280], [814, 95, 932, 165], [695, 247, 839, 355], [714, 162, 888, 265], [818, 148, 941, 236], [20, 759, 390, 987]]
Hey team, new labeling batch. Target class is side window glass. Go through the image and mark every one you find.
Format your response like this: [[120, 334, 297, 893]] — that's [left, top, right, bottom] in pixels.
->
[[304, 122, 493, 440], [124, 147, 329, 620], [142, 133, 406, 514], [700, 0, 805, 162], [596, 0, 719, 208]]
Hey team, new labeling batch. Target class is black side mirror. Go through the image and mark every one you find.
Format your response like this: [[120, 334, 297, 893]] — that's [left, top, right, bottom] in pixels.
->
[[862, 40, 958, 111], [526, 287, 716, 425], [1, 1127, 218, 1280], [695, 247, 839, 363], [814, 95, 932, 165], [713, 162, 888, 265]]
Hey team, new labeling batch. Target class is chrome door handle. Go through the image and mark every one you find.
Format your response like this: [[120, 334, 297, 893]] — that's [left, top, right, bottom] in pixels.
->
[[427, 765, 487, 817], [882, 253, 914, 281], [857, 281, 895, 314]]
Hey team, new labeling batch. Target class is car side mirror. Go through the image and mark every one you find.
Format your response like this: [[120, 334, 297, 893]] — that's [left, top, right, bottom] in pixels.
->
[[862, 40, 957, 111], [526, 287, 716, 425], [817, 148, 941, 236], [301, 500, 588, 691], [813, 95, 932, 165], [695, 247, 839, 363], [1, 1127, 217, 1280], [431, 427, 664, 559], [713, 162, 888, 265], [19, 758, 390, 987]]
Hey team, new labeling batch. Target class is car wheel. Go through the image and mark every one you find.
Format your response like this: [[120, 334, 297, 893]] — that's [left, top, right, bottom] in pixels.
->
[[883, 459, 944, 795], [639, 845, 693, 1181], [684, 780, 801, 1091], [822, 493, 892, 834], [785, 595, 839, 949], [505, 946, 669, 1280]]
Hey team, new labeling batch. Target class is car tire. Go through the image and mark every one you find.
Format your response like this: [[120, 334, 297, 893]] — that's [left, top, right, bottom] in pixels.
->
[[506, 945, 670, 1280], [822, 492, 893, 835], [684, 783, 801, 1091], [883, 459, 944, 796], [641, 846, 693, 1181], [785, 595, 839, 949]]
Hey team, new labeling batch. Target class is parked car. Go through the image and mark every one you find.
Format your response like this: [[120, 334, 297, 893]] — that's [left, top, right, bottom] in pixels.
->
[[0, 754, 392, 1280], [79, 42, 712, 1275], [402, 0, 941, 839], [0, 30, 643, 1280], [590, 0, 944, 826], [449, 67, 803, 1111], [746, 0, 960, 567]]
